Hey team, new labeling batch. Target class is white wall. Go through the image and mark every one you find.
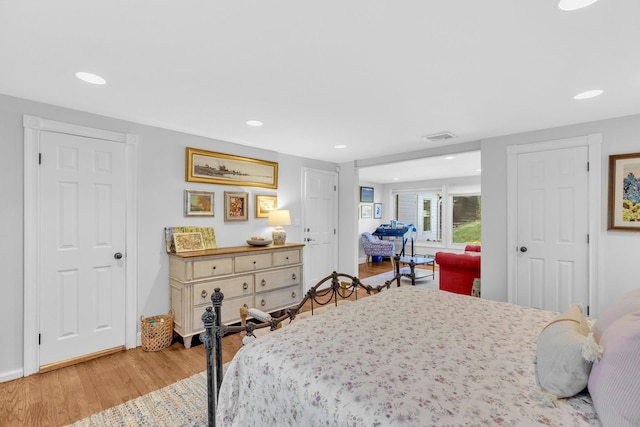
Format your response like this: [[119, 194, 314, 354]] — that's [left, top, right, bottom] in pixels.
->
[[481, 113, 640, 316], [0, 94, 336, 381]]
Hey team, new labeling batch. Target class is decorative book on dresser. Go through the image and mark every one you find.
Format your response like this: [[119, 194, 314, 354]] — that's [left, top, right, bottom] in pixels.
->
[[168, 243, 304, 347]]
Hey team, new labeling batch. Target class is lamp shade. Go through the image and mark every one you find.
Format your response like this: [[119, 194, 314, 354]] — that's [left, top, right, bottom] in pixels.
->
[[268, 210, 291, 227]]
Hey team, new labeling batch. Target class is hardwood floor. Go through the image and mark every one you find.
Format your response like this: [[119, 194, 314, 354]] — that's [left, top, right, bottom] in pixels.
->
[[0, 261, 393, 427]]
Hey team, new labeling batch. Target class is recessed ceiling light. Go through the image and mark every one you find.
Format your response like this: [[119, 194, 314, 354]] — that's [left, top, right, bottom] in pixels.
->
[[393, 177, 399, 181], [476, 169, 482, 172], [334, 144, 347, 149], [75, 71, 106, 85], [444, 156, 455, 160], [558, 0, 599, 11], [246, 120, 263, 127], [574, 89, 603, 100]]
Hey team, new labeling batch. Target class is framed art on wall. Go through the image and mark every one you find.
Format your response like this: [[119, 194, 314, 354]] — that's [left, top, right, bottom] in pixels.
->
[[608, 151, 640, 230], [360, 186, 374, 203], [255, 195, 277, 218], [374, 203, 382, 219], [224, 191, 249, 221], [186, 147, 278, 189], [173, 232, 205, 252], [361, 204, 372, 219], [184, 190, 214, 216]]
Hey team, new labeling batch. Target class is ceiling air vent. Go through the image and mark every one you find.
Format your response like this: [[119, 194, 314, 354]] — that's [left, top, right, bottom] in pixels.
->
[[422, 132, 456, 142]]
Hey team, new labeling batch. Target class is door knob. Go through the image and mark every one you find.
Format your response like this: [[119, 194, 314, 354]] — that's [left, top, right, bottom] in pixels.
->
[[519, 246, 527, 253], [114, 252, 123, 259], [305, 238, 315, 242]]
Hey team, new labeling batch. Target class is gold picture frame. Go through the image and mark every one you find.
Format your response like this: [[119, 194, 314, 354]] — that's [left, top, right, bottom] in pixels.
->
[[224, 191, 249, 221], [186, 147, 278, 189], [608, 152, 640, 231], [255, 195, 277, 218]]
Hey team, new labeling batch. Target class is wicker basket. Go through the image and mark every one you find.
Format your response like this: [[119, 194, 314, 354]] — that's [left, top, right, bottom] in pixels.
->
[[140, 310, 174, 352]]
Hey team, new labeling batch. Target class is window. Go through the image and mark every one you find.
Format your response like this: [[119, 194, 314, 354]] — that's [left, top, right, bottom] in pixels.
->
[[452, 195, 481, 244], [392, 189, 480, 245]]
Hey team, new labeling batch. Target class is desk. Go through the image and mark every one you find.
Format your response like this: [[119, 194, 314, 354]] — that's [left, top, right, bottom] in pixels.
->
[[393, 255, 435, 286], [372, 226, 414, 256]]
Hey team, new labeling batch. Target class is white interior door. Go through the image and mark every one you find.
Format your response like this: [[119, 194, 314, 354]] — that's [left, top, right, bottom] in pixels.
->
[[38, 131, 127, 367], [515, 145, 589, 312], [303, 168, 338, 292]]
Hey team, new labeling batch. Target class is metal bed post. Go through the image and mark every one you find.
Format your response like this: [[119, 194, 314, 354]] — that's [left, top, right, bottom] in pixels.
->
[[201, 287, 225, 427]]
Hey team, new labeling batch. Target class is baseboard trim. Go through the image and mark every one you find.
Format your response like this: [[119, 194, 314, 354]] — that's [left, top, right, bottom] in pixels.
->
[[0, 368, 24, 384]]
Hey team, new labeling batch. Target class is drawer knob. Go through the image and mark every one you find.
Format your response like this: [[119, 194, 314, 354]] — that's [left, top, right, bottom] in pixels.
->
[[243, 282, 249, 290], [212, 266, 216, 270], [260, 299, 266, 307], [291, 273, 296, 280], [291, 291, 296, 299], [261, 279, 266, 286], [285, 256, 289, 260], [201, 289, 208, 298]]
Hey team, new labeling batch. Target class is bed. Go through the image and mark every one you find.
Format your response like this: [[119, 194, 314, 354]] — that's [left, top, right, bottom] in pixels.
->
[[210, 281, 604, 426]]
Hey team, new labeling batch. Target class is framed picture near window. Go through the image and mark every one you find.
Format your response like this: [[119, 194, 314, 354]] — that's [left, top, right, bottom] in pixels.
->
[[224, 191, 249, 221], [374, 203, 382, 219], [360, 204, 373, 219], [360, 186, 374, 203], [184, 190, 214, 217], [255, 194, 277, 218], [608, 152, 640, 230]]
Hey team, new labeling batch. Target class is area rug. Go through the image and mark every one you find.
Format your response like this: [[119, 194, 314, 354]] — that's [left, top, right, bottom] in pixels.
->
[[68, 366, 226, 427], [360, 270, 438, 290]]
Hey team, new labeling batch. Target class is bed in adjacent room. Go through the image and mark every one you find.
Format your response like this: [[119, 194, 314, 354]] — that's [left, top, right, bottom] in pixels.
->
[[215, 286, 604, 426]]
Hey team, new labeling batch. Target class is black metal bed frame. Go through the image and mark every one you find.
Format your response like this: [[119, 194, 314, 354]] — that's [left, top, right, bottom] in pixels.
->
[[200, 271, 391, 427]]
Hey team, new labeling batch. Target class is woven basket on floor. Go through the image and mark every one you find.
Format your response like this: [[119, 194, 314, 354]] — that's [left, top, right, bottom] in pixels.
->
[[141, 310, 174, 351]]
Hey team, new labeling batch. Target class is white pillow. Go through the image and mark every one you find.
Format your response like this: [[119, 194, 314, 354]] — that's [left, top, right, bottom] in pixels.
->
[[535, 304, 594, 398], [588, 310, 640, 427], [592, 288, 640, 343]]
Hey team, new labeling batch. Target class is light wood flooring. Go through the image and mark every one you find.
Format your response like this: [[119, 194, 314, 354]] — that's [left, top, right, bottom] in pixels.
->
[[0, 259, 411, 426]]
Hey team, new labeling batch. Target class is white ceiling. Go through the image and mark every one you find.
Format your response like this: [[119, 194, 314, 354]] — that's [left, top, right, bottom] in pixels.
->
[[2, 1, 639, 179]]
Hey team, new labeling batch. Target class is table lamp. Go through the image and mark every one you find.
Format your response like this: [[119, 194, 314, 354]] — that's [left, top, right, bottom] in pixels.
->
[[268, 209, 291, 245]]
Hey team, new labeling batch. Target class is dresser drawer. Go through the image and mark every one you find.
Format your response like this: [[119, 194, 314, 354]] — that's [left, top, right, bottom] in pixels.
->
[[192, 295, 254, 330], [235, 253, 272, 273], [255, 285, 301, 312], [193, 257, 233, 279], [273, 249, 301, 267], [255, 266, 301, 292], [193, 275, 254, 306]]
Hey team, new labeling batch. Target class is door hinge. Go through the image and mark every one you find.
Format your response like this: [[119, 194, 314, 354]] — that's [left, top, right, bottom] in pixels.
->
[[334, 185, 336, 191], [38, 333, 41, 345], [38, 153, 42, 165], [334, 228, 336, 235], [587, 161, 589, 171], [586, 306, 590, 316], [587, 234, 590, 244]]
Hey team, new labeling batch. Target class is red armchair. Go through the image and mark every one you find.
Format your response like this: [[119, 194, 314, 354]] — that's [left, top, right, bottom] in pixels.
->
[[435, 245, 481, 295]]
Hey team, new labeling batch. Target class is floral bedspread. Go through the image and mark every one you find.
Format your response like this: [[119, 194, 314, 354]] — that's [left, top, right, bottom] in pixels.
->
[[217, 287, 600, 426]]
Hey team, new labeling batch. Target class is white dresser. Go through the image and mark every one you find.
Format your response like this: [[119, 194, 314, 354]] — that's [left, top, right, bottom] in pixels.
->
[[169, 243, 304, 347]]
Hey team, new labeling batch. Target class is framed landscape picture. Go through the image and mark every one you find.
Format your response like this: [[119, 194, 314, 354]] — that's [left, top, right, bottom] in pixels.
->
[[224, 191, 249, 221], [186, 147, 278, 189], [173, 232, 205, 252], [360, 204, 372, 219], [184, 190, 214, 216], [608, 152, 640, 230], [360, 186, 374, 203], [255, 194, 277, 218]]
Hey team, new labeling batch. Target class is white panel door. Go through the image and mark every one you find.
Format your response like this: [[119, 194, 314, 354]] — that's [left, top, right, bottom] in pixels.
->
[[39, 131, 126, 366], [516, 146, 589, 312], [303, 168, 338, 292]]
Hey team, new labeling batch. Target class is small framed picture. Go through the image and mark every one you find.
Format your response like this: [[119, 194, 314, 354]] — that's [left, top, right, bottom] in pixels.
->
[[374, 203, 382, 219], [224, 191, 249, 221], [173, 232, 205, 252], [360, 186, 374, 203], [255, 194, 277, 218], [361, 204, 373, 219], [184, 190, 214, 217], [608, 152, 640, 230]]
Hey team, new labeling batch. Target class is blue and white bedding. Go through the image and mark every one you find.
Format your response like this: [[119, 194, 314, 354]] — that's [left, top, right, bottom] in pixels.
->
[[217, 286, 600, 426]]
